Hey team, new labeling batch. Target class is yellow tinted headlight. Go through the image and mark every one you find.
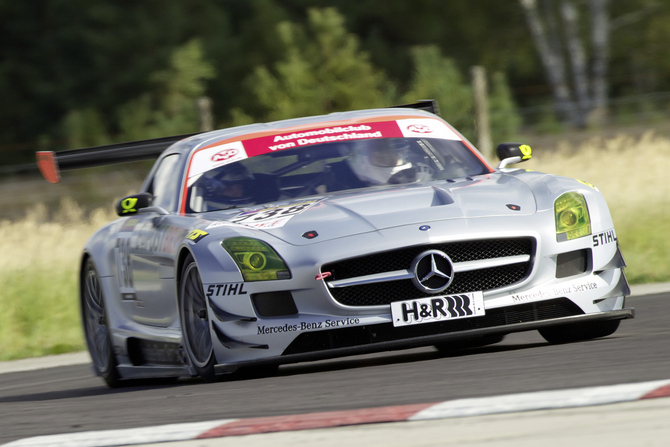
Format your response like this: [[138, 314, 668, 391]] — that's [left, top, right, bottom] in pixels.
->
[[555, 192, 591, 241], [222, 237, 291, 281]]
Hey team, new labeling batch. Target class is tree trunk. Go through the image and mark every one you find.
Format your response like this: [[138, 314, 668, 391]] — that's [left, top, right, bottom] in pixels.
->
[[588, 0, 609, 126], [519, 0, 579, 125], [471, 66, 493, 160], [197, 97, 214, 132], [561, 0, 590, 127]]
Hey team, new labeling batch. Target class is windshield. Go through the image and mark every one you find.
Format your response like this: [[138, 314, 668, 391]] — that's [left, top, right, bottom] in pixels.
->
[[185, 137, 488, 213]]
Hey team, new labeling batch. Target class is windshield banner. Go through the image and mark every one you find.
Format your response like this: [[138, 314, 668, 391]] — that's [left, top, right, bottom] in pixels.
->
[[188, 118, 461, 180], [242, 121, 402, 157]]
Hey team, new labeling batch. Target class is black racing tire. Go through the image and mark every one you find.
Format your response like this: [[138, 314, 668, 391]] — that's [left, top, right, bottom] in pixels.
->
[[435, 334, 505, 353], [82, 258, 122, 388], [539, 319, 621, 344], [179, 254, 218, 382]]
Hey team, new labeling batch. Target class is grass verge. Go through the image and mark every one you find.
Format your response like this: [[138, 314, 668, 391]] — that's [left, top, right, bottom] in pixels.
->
[[525, 130, 670, 284], [0, 266, 84, 361], [0, 200, 114, 361]]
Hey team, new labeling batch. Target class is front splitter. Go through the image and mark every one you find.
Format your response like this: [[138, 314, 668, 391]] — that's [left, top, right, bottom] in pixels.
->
[[214, 307, 634, 374]]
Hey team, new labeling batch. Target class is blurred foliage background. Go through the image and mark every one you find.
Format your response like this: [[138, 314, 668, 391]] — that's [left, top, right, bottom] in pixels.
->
[[3, 0, 670, 164]]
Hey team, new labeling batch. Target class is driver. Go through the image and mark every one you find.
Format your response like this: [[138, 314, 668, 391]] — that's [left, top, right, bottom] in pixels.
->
[[198, 163, 257, 206], [346, 138, 433, 185]]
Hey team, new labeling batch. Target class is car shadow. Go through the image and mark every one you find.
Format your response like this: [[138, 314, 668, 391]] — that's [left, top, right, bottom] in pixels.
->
[[274, 340, 550, 377], [0, 377, 183, 403], [1, 339, 563, 400]]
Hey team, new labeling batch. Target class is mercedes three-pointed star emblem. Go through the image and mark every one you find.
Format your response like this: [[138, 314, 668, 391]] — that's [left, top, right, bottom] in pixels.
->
[[410, 250, 455, 293]]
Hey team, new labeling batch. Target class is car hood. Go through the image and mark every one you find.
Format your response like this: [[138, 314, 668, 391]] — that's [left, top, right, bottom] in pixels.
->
[[211, 173, 537, 246]]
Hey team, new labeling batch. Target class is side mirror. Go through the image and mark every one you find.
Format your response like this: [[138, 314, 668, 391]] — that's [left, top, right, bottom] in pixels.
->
[[496, 143, 532, 169], [116, 193, 152, 216]]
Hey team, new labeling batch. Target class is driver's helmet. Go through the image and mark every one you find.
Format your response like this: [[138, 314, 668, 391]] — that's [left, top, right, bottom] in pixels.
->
[[347, 138, 433, 185], [199, 163, 256, 206], [347, 138, 414, 185]]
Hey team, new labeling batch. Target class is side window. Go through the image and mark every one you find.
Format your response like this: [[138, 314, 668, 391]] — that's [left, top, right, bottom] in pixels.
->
[[151, 154, 181, 211]]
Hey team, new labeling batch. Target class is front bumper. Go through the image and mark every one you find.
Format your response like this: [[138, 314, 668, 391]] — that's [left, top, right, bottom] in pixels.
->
[[206, 215, 630, 372]]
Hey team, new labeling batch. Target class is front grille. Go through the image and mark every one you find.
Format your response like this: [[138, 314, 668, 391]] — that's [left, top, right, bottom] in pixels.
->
[[323, 238, 534, 306], [283, 298, 582, 356]]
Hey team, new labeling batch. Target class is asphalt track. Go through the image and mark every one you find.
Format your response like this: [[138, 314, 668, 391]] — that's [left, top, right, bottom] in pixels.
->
[[1, 286, 670, 446]]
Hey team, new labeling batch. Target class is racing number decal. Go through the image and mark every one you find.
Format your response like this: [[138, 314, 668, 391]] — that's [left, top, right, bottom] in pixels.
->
[[519, 144, 532, 160], [230, 200, 322, 228], [239, 203, 312, 222]]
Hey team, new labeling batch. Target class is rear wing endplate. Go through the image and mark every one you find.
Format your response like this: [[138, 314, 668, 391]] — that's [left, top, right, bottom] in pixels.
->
[[390, 99, 440, 116]]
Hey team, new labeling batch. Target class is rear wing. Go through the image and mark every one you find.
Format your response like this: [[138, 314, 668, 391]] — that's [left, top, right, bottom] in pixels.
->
[[36, 133, 195, 183], [390, 99, 440, 116], [35, 100, 439, 183]]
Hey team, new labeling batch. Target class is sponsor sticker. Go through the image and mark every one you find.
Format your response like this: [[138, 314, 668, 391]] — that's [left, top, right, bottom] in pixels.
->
[[188, 141, 248, 183], [132, 224, 189, 254], [120, 197, 139, 214], [212, 148, 240, 162], [230, 199, 322, 229], [242, 122, 402, 157], [510, 281, 599, 303], [257, 317, 361, 335], [593, 229, 617, 247], [185, 229, 209, 245], [407, 124, 433, 134], [206, 283, 247, 297], [397, 118, 461, 140], [120, 218, 139, 232], [391, 292, 485, 327]]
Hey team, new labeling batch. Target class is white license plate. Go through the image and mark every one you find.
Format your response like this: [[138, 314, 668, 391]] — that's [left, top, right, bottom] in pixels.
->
[[390, 292, 485, 327]]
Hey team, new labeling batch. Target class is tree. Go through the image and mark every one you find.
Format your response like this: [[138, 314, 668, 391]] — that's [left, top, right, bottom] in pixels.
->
[[402, 46, 521, 146], [242, 7, 392, 122], [489, 72, 523, 144], [115, 39, 215, 141], [519, 0, 610, 127], [61, 109, 110, 149], [402, 46, 475, 141]]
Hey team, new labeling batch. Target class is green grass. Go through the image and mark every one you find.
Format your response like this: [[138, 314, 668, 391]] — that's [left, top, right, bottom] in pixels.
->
[[524, 131, 670, 284], [0, 200, 113, 361], [0, 266, 84, 361], [615, 211, 670, 284]]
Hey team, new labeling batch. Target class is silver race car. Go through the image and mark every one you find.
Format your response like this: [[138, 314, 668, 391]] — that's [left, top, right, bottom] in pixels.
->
[[37, 101, 633, 386]]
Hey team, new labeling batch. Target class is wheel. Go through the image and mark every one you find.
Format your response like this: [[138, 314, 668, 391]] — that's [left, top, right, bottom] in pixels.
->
[[539, 319, 620, 344], [435, 334, 505, 353], [179, 255, 218, 382], [82, 258, 121, 388]]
